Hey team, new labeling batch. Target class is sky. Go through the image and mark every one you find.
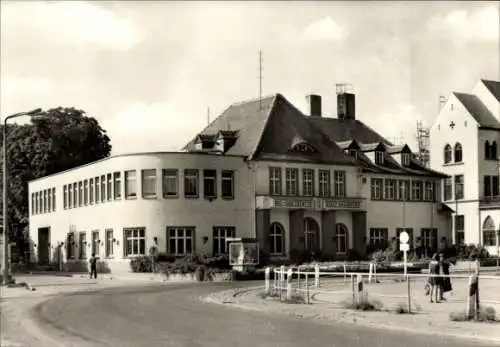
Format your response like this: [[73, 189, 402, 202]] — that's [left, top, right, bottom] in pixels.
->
[[1, 1, 499, 154]]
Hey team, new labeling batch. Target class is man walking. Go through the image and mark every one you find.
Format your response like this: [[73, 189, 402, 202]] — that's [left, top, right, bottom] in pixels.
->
[[89, 253, 98, 279]]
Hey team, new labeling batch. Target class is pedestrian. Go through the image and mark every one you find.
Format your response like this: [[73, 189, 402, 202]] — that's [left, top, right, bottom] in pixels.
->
[[428, 253, 441, 303], [149, 243, 159, 273], [89, 253, 98, 279], [439, 253, 452, 301]]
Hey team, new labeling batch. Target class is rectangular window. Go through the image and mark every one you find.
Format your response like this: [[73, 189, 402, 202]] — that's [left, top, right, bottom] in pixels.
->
[[167, 227, 194, 256], [47, 189, 51, 212], [375, 151, 385, 165], [107, 173, 112, 201], [369, 228, 388, 250], [32, 193, 36, 214], [493, 176, 499, 197], [113, 172, 121, 200], [125, 170, 137, 198], [318, 170, 330, 197], [142, 169, 157, 198], [483, 230, 497, 246], [424, 181, 434, 201], [124, 228, 146, 257], [421, 228, 438, 252], [78, 182, 83, 207], [443, 177, 452, 201], [213, 226, 235, 255], [95, 176, 100, 203], [285, 168, 298, 196], [221, 170, 234, 199], [52, 188, 56, 211], [35, 192, 39, 214], [89, 178, 94, 204], [455, 215, 465, 244], [203, 170, 217, 199], [334, 171, 346, 197], [100, 175, 106, 202], [184, 169, 199, 198], [411, 180, 423, 201], [79, 232, 87, 259], [38, 191, 42, 213], [68, 185, 73, 209], [43, 190, 47, 213], [67, 232, 75, 259], [302, 169, 314, 196], [269, 167, 282, 195], [398, 180, 410, 201], [484, 175, 491, 197], [84, 180, 89, 205], [63, 184, 68, 210], [162, 169, 178, 198], [91, 230, 100, 256], [454, 175, 464, 200], [371, 178, 383, 200], [384, 179, 397, 200], [105, 229, 114, 258]]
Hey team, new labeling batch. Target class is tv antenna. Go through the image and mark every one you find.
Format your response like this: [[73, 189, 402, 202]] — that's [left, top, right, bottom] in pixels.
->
[[259, 50, 263, 111]]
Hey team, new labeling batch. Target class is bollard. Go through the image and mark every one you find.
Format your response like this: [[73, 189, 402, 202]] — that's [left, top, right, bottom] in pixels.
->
[[305, 272, 310, 304], [280, 265, 285, 300], [264, 267, 271, 295], [368, 263, 373, 283], [351, 274, 356, 306], [373, 262, 377, 283], [407, 275, 411, 314], [343, 263, 347, 284], [286, 268, 293, 301], [315, 264, 320, 288], [475, 259, 480, 275], [466, 274, 478, 319], [356, 274, 364, 305]]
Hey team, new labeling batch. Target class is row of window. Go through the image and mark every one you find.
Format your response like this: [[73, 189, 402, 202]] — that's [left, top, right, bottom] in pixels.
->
[[443, 175, 500, 201], [31, 188, 56, 215], [62, 169, 236, 210], [484, 141, 498, 160], [269, 167, 346, 197], [444, 141, 498, 165], [370, 178, 436, 201], [483, 175, 500, 199], [344, 148, 411, 167], [368, 227, 439, 250], [65, 226, 237, 259]]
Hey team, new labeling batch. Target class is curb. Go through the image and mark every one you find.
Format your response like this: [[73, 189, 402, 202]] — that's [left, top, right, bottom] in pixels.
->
[[206, 287, 500, 344]]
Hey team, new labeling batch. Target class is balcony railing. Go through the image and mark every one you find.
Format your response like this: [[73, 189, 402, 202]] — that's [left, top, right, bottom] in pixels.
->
[[256, 195, 366, 211], [480, 195, 500, 208]]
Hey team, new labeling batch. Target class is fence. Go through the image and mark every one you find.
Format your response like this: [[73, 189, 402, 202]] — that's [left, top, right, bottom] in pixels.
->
[[264, 262, 500, 318]]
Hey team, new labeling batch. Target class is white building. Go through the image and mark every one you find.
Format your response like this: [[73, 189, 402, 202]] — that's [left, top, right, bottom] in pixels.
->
[[29, 90, 452, 273], [430, 79, 500, 255]]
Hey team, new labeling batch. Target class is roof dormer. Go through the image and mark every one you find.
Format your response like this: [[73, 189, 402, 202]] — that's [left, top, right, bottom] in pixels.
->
[[214, 130, 238, 153], [388, 144, 413, 167], [336, 140, 360, 159], [194, 134, 217, 151], [360, 142, 387, 165], [289, 135, 318, 153]]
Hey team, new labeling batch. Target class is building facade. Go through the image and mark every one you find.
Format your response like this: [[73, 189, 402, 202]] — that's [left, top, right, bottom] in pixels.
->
[[429, 79, 500, 255], [29, 89, 452, 272]]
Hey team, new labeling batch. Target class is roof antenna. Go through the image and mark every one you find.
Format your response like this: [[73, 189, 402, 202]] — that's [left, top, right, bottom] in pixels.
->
[[207, 107, 210, 125], [259, 49, 263, 111]]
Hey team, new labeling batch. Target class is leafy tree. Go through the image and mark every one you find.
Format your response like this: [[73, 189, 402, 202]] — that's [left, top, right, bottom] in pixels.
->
[[1, 107, 111, 258]]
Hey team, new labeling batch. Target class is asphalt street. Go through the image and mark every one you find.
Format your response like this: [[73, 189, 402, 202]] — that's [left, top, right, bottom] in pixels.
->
[[32, 282, 496, 347]]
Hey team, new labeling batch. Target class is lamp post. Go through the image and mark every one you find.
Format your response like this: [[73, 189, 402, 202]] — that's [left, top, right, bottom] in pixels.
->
[[2, 108, 42, 285]]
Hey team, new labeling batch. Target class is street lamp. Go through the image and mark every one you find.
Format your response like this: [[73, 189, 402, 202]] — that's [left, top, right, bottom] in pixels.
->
[[2, 108, 42, 285]]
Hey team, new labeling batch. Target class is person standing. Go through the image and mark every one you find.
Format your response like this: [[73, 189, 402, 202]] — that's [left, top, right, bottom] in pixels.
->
[[440, 253, 452, 300], [89, 253, 98, 279], [428, 253, 441, 303]]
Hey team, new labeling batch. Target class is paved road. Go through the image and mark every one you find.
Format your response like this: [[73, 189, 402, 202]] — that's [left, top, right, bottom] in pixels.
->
[[32, 282, 496, 347]]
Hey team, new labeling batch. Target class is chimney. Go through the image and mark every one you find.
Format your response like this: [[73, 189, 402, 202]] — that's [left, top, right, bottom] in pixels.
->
[[336, 84, 356, 120], [306, 94, 322, 117]]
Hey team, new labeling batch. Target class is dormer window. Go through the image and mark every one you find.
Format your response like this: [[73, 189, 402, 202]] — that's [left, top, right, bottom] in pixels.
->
[[402, 153, 410, 166], [375, 151, 384, 165], [291, 142, 317, 153], [348, 149, 358, 159]]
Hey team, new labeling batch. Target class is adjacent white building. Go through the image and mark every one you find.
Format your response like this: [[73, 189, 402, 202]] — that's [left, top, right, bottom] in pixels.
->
[[430, 79, 500, 255], [29, 89, 453, 273]]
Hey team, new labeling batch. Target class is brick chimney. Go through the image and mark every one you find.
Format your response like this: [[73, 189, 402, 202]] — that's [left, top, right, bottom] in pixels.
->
[[306, 94, 322, 117], [336, 84, 355, 120]]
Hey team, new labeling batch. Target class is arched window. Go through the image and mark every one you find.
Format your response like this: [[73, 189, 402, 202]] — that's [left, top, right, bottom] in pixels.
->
[[492, 141, 498, 159], [482, 216, 497, 247], [485, 140, 490, 159], [454, 143, 462, 163], [304, 217, 319, 251], [335, 223, 348, 254], [444, 144, 452, 164], [269, 223, 285, 255]]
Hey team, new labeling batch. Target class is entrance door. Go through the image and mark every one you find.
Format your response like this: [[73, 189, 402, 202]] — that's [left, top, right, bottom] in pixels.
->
[[38, 227, 50, 265]]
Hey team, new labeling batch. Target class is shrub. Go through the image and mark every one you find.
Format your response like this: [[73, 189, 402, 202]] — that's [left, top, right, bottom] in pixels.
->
[[157, 253, 176, 263], [450, 306, 498, 323], [341, 299, 383, 311], [347, 248, 366, 261], [194, 266, 206, 282], [204, 255, 231, 269], [393, 302, 416, 314], [130, 256, 152, 273]]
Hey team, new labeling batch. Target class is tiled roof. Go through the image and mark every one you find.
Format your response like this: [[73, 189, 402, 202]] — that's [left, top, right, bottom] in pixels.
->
[[482, 79, 500, 102], [453, 92, 500, 129], [359, 142, 385, 152], [387, 144, 410, 154]]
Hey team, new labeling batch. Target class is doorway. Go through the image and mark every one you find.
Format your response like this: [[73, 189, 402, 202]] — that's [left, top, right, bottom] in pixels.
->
[[38, 227, 50, 265]]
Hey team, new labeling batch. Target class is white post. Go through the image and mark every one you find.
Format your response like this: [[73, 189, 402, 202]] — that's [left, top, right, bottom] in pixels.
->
[[466, 274, 478, 319], [264, 267, 270, 295], [314, 264, 320, 288], [286, 268, 293, 301], [403, 250, 408, 278], [343, 263, 347, 284], [356, 274, 364, 304], [373, 262, 377, 283], [368, 263, 373, 283], [280, 265, 285, 299]]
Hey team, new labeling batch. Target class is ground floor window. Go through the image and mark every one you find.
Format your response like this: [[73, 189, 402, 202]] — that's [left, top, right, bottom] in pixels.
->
[[79, 232, 87, 259], [304, 217, 319, 251], [269, 222, 285, 255], [124, 228, 146, 257], [105, 229, 114, 257], [369, 228, 388, 250], [335, 223, 348, 254], [66, 232, 75, 259], [420, 228, 438, 252], [483, 230, 497, 246], [167, 227, 194, 256], [92, 230, 100, 255], [213, 226, 235, 255]]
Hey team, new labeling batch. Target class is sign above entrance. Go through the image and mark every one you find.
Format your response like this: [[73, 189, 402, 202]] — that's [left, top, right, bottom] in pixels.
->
[[256, 196, 365, 211]]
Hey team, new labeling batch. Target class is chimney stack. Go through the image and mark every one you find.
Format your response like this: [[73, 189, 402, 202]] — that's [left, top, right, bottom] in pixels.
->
[[336, 83, 355, 120], [307, 94, 322, 117]]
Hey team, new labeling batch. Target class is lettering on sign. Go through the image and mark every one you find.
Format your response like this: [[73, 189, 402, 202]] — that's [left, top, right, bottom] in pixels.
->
[[274, 198, 313, 209], [324, 199, 361, 209]]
